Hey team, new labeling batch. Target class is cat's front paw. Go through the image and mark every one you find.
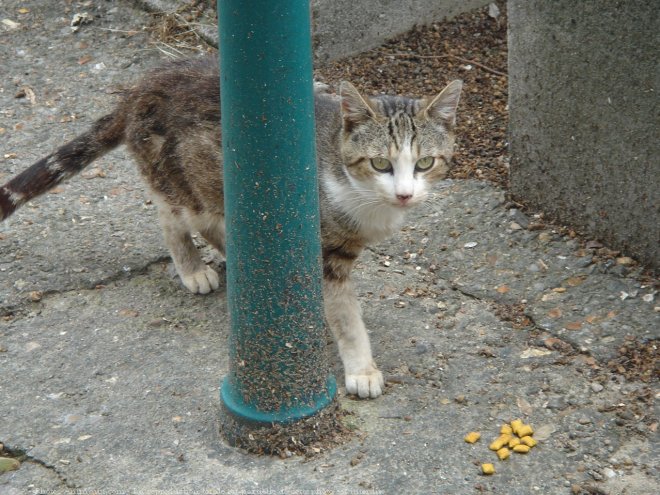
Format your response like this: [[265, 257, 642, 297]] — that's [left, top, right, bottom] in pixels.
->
[[181, 266, 220, 294], [345, 367, 384, 399]]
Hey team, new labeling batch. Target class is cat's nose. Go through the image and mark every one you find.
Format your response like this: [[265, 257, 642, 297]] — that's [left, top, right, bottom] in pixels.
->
[[396, 193, 413, 205]]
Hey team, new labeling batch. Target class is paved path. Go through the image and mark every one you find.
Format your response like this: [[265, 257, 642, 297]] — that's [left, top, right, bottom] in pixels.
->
[[1, 1, 657, 494]]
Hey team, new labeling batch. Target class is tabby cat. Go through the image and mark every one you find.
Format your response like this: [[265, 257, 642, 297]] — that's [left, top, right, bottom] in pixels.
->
[[0, 56, 462, 399]]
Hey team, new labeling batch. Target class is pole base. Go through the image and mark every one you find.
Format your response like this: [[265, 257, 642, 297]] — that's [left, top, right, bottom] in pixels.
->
[[219, 375, 341, 454]]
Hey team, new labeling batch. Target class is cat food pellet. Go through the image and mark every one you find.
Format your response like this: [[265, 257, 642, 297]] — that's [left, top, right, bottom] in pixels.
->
[[500, 424, 513, 435], [489, 434, 511, 451], [513, 444, 531, 454], [510, 419, 524, 435], [496, 447, 510, 460], [521, 436, 537, 448], [464, 432, 481, 444], [465, 421, 540, 474]]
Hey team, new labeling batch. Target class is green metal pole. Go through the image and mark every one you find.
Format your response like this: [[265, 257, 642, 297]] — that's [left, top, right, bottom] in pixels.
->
[[217, 0, 336, 439]]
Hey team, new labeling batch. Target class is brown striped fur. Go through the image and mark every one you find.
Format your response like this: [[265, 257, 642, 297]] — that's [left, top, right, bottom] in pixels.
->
[[1, 56, 461, 398]]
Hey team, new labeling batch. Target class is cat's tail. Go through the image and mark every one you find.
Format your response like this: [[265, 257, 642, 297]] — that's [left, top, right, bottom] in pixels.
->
[[0, 110, 126, 221]]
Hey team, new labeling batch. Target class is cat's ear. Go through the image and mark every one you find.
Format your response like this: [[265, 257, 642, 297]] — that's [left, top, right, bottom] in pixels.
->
[[340, 81, 378, 129], [421, 80, 463, 126]]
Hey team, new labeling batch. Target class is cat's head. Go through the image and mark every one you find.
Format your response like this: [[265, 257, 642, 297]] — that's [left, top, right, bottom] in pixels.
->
[[339, 80, 462, 208]]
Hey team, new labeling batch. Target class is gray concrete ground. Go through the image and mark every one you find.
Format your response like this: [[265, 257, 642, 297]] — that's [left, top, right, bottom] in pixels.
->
[[1, 1, 658, 494]]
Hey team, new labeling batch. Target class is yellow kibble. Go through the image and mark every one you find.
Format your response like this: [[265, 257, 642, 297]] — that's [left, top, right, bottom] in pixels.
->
[[500, 424, 513, 435], [482, 463, 495, 475], [516, 424, 534, 438], [521, 436, 537, 448], [508, 437, 521, 448], [513, 444, 531, 454], [510, 419, 524, 434], [489, 434, 511, 451], [496, 447, 510, 460], [464, 432, 481, 444]]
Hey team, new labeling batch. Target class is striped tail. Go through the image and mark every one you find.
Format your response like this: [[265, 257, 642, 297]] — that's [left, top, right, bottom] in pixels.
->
[[0, 111, 125, 221]]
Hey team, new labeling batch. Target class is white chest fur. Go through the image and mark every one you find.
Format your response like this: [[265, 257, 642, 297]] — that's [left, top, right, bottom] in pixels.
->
[[324, 175, 406, 243]]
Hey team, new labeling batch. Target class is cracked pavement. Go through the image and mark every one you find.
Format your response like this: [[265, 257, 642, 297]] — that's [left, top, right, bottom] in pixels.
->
[[1, 1, 658, 493]]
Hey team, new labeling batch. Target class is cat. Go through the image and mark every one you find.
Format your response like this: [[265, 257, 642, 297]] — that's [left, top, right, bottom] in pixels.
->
[[0, 56, 462, 399]]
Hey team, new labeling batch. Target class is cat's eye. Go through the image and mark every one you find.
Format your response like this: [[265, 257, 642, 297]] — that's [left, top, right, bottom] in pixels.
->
[[415, 156, 435, 172], [370, 157, 393, 173]]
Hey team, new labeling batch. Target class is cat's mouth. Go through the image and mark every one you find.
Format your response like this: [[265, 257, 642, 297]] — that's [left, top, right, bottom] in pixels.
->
[[392, 197, 416, 208]]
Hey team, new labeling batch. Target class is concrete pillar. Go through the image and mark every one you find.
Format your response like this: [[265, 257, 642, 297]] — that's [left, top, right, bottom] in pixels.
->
[[508, 0, 659, 268]]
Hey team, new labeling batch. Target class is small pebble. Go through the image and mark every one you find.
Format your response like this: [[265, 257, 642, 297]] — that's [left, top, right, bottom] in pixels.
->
[[545, 397, 567, 410], [603, 467, 616, 479], [415, 341, 432, 354], [590, 383, 604, 393], [575, 256, 593, 268]]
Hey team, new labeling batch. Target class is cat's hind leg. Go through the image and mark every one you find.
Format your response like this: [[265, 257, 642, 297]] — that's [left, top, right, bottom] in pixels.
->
[[157, 205, 220, 294]]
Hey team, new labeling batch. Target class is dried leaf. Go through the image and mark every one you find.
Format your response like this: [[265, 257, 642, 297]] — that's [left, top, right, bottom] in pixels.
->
[[2, 19, 21, 30], [403, 287, 417, 297], [616, 256, 634, 266], [81, 167, 106, 179], [78, 54, 93, 65], [520, 348, 552, 359], [17, 86, 37, 105], [547, 308, 562, 318], [565, 276, 586, 287], [108, 187, 125, 197], [118, 309, 139, 317], [71, 12, 93, 33], [517, 397, 533, 416], [496, 285, 509, 294], [565, 321, 583, 331], [579, 355, 597, 367], [488, 3, 500, 20], [534, 424, 556, 441]]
